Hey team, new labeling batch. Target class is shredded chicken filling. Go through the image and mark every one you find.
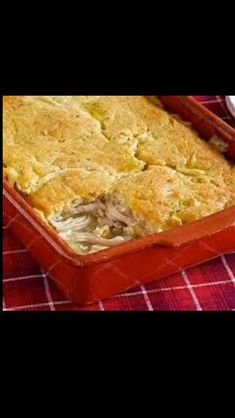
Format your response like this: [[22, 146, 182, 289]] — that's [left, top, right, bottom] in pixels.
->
[[48, 196, 135, 254]]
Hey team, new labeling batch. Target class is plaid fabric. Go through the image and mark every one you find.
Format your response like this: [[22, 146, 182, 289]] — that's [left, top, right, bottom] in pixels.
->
[[3, 96, 235, 311]]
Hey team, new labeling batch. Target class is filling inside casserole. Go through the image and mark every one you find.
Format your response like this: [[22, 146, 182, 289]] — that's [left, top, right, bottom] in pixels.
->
[[48, 195, 136, 254]]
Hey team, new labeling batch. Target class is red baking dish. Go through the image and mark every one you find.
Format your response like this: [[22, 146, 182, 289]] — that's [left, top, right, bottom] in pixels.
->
[[3, 96, 235, 304]]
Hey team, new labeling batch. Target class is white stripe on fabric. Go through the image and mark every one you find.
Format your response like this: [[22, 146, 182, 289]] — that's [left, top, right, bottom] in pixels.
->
[[140, 286, 154, 311], [41, 268, 56, 311]]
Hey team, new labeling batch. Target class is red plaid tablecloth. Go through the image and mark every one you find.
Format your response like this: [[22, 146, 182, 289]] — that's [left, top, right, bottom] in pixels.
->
[[3, 96, 235, 311]]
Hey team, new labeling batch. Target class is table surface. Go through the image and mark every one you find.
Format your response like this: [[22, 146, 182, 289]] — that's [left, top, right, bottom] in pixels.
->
[[3, 96, 235, 311]]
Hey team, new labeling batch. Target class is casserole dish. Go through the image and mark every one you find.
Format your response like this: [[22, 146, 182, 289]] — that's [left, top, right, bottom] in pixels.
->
[[3, 96, 235, 304]]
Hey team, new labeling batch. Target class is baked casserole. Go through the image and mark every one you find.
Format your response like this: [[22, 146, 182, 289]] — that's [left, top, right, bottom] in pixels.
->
[[3, 96, 235, 254]]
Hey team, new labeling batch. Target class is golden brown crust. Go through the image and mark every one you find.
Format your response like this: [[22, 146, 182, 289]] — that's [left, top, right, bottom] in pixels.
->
[[114, 166, 235, 234], [3, 95, 235, 227], [27, 169, 118, 217]]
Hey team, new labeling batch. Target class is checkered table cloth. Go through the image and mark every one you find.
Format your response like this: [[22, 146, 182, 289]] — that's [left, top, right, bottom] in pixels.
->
[[3, 96, 235, 311]]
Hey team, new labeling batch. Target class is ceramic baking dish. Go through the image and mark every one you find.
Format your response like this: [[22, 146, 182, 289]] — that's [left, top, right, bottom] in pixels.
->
[[3, 96, 235, 304]]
